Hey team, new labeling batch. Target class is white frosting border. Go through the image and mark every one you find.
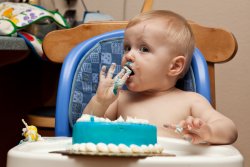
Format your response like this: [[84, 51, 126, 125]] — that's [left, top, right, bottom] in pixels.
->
[[77, 114, 149, 124], [68, 142, 164, 154]]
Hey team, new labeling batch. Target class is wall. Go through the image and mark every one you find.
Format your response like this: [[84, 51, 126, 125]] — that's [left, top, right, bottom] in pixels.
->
[[41, 0, 250, 166]]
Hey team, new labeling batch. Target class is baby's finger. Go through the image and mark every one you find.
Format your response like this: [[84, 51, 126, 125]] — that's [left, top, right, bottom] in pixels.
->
[[163, 123, 177, 130], [186, 116, 195, 129], [100, 65, 107, 80], [107, 63, 116, 79], [164, 123, 186, 135], [113, 68, 126, 81], [193, 118, 204, 129], [182, 133, 193, 143], [183, 133, 205, 144], [194, 124, 211, 141], [118, 72, 130, 87], [112, 72, 127, 95], [179, 120, 188, 129]]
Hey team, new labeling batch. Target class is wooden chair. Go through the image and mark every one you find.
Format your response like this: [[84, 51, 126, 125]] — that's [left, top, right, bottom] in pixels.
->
[[29, 0, 237, 134]]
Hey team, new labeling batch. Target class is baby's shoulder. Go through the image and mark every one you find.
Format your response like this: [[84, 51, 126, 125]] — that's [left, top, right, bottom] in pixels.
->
[[176, 89, 207, 101]]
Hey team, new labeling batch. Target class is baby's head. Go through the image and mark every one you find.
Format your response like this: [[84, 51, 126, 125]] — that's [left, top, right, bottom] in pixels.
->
[[126, 10, 195, 79]]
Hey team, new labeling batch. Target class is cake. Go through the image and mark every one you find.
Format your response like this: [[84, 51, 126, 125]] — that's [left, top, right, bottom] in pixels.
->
[[70, 114, 163, 154]]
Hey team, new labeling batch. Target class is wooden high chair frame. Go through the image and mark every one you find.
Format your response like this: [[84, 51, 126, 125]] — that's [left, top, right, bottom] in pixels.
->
[[32, 0, 237, 131]]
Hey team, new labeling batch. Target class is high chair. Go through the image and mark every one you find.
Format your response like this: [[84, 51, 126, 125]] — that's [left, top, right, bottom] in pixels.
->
[[7, 29, 243, 167]]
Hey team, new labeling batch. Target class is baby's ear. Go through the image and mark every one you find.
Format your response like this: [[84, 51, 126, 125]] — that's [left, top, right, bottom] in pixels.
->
[[168, 56, 186, 77]]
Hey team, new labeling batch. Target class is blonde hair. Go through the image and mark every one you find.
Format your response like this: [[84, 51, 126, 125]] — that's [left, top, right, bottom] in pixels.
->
[[127, 10, 195, 78]]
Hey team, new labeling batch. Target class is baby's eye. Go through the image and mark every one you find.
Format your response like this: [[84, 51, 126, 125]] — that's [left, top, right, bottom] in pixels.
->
[[139, 46, 149, 52], [124, 45, 131, 53]]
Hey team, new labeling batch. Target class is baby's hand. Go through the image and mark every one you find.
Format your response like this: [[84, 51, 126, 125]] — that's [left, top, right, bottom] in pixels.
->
[[164, 116, 212, 144], [95, 63, 129, 105]]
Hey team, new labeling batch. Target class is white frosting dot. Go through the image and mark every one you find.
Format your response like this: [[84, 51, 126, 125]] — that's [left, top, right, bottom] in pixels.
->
[[154, 144, 164, 153], [130, 144, 143, 153], [115, 116, 125, 122], [72, 144, 80, 152], [118, 144, 131, 153], [79, 143, 86, 152], [126, 116, 134, 123], [97, 143, 109, 152], [105, 118, 111, 122], [86, 143, 97, 152], [108, 144, 120, 153], [98, 118, 106, 122], [77, 114, 91, 122], [141, 145, 150, 153], [151, 144, 158, 153], [148, 144, 154, 153]]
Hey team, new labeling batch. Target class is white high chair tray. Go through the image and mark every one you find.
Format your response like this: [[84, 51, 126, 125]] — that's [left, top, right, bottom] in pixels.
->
[[7, 137, 243, 167]]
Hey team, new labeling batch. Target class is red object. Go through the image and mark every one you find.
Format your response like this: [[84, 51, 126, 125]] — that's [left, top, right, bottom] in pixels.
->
[[19, 32, 34, 41]]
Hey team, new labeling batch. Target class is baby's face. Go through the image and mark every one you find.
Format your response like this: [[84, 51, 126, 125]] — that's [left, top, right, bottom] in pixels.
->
[[122, 20, 174, 92]]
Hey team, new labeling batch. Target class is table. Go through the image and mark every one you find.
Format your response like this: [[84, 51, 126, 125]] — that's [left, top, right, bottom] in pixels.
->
[[0, 36, 29, 67]]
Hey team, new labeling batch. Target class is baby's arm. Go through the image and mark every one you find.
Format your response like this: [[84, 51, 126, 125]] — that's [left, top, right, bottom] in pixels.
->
[[185, 93, 238, 144], [83, 63, 129, 119]]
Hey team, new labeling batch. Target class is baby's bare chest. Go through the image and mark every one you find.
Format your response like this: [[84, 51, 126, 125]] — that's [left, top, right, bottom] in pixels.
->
[[118, 95, 190, 125]]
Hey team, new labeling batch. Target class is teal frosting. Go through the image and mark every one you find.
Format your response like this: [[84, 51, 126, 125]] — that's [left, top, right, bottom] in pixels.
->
[[72, 121, 157, 146], [125, 62, 132, 66]]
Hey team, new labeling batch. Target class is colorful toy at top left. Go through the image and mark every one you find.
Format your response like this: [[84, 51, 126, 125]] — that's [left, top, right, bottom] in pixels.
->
[[0, 2, 69, 36]]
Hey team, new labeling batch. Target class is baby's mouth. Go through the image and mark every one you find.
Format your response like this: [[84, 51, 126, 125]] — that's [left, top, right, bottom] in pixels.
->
[[124, 62, 135, 76]]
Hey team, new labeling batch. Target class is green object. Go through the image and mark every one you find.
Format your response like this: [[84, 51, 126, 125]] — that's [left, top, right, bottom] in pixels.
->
[[113, 78, 120, 95], [0, 2, 69, 36]]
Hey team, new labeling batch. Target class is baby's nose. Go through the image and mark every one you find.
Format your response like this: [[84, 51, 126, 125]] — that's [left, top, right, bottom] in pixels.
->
[[124, 50, 137, 62]]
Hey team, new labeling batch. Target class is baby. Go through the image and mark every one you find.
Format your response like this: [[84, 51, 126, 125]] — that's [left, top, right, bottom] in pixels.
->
[[83, 10, 237, 145]]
